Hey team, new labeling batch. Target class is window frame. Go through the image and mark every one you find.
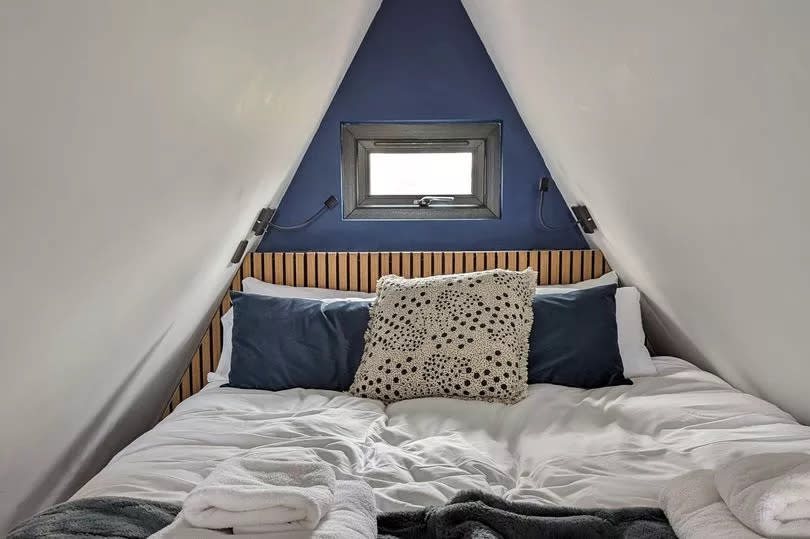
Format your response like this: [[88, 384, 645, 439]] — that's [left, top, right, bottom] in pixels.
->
[[340, 122, 502, 220]]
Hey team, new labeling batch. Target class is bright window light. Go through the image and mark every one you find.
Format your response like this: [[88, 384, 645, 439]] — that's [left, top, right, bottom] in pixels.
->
[[368, 152, 473, 195]]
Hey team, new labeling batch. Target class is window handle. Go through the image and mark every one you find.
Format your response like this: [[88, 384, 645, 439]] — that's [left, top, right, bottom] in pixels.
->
[[413, 196, 455, 207]]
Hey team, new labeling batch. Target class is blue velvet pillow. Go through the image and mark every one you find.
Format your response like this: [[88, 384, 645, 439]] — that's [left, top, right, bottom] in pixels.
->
[[528, 284, 631, 388], [228, 292, 370, 391]]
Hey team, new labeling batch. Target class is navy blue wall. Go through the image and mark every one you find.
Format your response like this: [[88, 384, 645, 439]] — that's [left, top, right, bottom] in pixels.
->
[[260, 0, 585, 252]]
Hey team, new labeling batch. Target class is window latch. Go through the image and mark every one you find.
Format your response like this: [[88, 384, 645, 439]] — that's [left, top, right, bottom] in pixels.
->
[[413, 196, 455, 208]]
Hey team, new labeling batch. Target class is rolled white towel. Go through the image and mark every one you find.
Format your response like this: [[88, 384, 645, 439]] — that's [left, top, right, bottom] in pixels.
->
[[183, 452, 335, 532], [273, 480, 377, 539], [150, 480, 376, 538], [660, 470, 763, 539], [715, 452, 810, 537]]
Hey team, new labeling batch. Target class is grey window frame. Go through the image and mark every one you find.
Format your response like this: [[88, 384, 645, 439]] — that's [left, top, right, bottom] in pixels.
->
[[340, 122, 502, 220]]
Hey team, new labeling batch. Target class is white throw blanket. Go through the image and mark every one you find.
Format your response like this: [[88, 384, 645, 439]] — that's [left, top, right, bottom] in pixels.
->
[[151, 480, 376, 538], [660, 470, 763, 539], [715, 452, 810, 537], [183, 452, 336, 533]]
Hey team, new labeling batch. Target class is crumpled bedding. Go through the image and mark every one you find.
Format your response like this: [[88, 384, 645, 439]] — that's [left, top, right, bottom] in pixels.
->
[[74, 357, 810, 514]]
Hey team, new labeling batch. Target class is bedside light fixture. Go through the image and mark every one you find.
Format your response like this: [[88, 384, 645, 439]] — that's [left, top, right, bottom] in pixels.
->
[[538, 177, 598, 234], [230, 195, 339, 264]]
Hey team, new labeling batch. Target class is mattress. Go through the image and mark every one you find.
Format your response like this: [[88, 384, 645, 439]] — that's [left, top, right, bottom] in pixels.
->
[[73, 357, 810, 512]]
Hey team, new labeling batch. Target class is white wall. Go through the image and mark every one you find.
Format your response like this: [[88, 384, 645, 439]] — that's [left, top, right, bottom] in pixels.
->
[[0, 0, 379, 531], [463, 0, 810, 421]]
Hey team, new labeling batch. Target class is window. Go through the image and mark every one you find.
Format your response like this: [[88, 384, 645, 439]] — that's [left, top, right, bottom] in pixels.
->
[[340, 122, 502, 220]]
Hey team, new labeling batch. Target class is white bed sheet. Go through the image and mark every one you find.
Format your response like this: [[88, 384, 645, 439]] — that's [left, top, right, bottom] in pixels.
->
[[73, 357, 810, 512]]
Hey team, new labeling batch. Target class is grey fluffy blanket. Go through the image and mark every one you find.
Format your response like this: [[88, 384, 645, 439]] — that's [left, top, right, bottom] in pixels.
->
[[377, 491, 676, 539], [8, 496, 181, 539]]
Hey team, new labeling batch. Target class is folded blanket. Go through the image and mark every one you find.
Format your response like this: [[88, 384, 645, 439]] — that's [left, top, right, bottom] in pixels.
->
[[8, 496, 181, 539], [660, 470, 763, 539], [183, 452, 336, 532], [151, 480, 376, 538], [715, 452, 810, 537], [378, 490, 675, 539]]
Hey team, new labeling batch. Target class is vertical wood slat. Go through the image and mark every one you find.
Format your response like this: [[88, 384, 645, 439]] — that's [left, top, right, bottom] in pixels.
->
[[348, 252, 359, 290], [401, 252, 412, 278], [371, 253, 381, 291], [221, 288, 232, 312], [518, 251, 529, 271], [444, 252, 454, 274], [241, 256, 252, 284], [295, 253, 305, 286], [231, 267, 242, 292], [190, 350, 201, 394], [422, 252, 433, 277], [317, 252, 327, 288], [274, 253, 285, 285], [561, 250, 572, 284], [484, 251, 495, 270], [163, 249, 611, 420], [539, 251, 550, 284], [529, 251, 539, 281], [381, 252, 391, 280], [583, 250, 594, 280], [284, 253, 295, 286], [594, 251, 605, 278], [256, 252, 266, 278], [507, 251, 518, 271], [464, 252, 474, 273], [248, 253, 260, 280], [170, 387, 180, 411], [327, 253, 338, 289], [338, 252, 348, 290], [201, 330, 212, 380], [263, 253, 273, 283], [550, 251, 561, 284], [475, 252, 485, 271], [306, 253, 317, 287], [433, 252, 443, 275], [454, 252, 464, 273], [572, 250, 582, 283], [411, 253, 422, 278], [359, 252, 370, 292], [181, 367, 191, 402], [211, 310, 222, 369]]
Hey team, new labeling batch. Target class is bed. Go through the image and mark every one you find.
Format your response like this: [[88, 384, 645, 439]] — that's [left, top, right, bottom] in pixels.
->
[[71, 250, 810, 516], [75, 355, 810, 513]]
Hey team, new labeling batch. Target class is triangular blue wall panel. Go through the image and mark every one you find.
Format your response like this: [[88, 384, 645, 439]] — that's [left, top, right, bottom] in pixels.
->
[[260, 0, 585, 252]]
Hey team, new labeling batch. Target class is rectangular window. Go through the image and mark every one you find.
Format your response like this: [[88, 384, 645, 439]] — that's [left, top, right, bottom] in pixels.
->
[[341, 122, 502, 220]]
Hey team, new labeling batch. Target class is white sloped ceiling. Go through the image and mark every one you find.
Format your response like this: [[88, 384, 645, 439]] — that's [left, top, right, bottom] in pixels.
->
[[0, 0, 379, 530], [463, 0, 810, 422]]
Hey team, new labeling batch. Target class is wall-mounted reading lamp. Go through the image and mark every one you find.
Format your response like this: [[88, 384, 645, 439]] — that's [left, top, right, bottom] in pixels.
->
[[230, 195, 338, 264], [538, 177, 597, 234]]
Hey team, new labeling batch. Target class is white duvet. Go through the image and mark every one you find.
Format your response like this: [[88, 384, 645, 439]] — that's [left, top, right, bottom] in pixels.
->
[[74, 357, 810, 512]]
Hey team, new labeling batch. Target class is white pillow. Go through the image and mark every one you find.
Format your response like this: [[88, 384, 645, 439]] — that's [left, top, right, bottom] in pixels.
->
[[534, 271, 618, 292], [535, 272, 656, 378], [207, 280, 376, 383], [615, 287, 657, 377], [209, 308, 235, 383], [242, 278, 376, 300]]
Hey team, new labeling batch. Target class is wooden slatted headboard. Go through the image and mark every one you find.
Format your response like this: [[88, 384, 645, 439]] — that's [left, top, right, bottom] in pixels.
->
[[160, 249, 609, 418]]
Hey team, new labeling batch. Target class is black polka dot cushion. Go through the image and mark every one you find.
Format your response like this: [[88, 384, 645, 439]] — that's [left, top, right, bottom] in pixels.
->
[[349, 268, 536, 404]]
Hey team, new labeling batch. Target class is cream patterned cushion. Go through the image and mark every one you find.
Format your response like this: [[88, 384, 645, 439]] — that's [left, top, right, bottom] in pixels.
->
[[349, 268, 537, 404]]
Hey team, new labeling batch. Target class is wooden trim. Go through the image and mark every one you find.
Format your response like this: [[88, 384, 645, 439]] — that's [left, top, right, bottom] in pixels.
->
[[160, 249, 609, 418]]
